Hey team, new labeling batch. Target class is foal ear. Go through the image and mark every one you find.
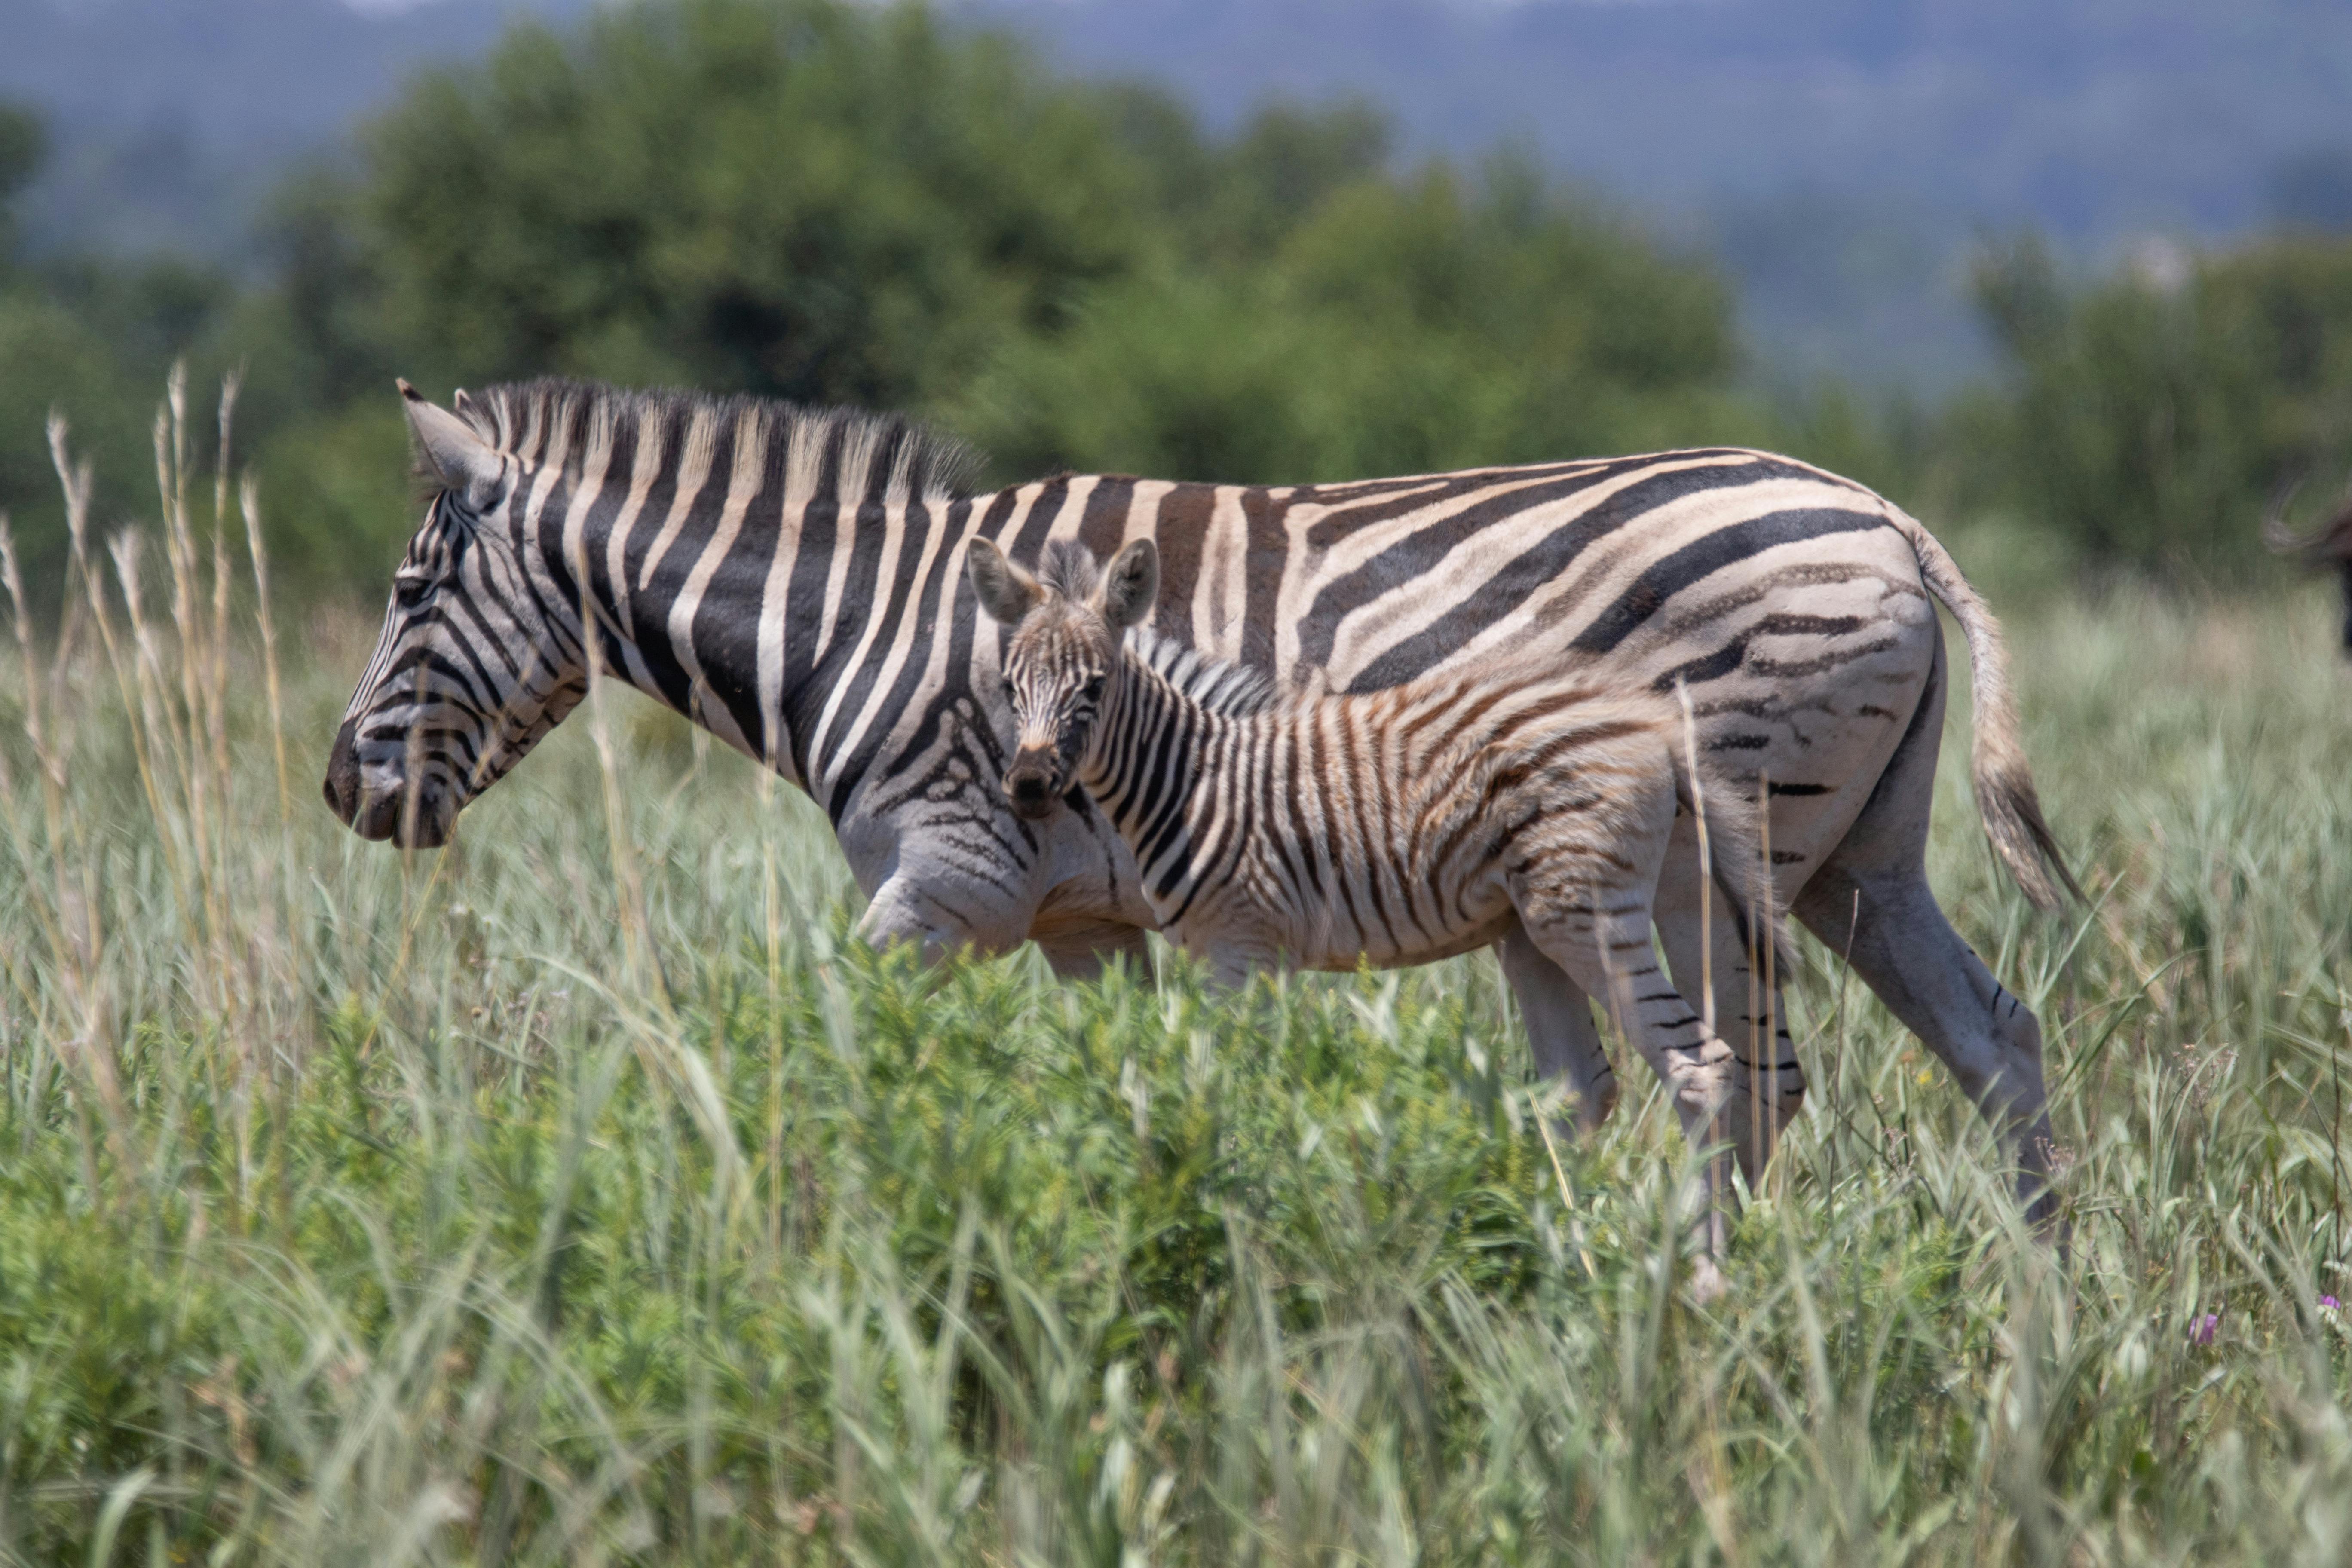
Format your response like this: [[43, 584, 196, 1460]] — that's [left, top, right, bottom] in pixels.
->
[[968, 538, 1045, 625], [1095, 539, 1158, 631]]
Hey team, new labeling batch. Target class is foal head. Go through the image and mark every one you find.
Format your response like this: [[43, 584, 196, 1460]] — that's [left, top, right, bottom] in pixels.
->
[[967, 537, 1157, 820]]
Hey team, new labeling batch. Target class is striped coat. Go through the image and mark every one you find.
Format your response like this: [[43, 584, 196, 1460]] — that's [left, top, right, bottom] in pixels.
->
[[327, 379, 2074, 1216], [975, 536, 1785, 982], [978, 534, 1802, 1290]]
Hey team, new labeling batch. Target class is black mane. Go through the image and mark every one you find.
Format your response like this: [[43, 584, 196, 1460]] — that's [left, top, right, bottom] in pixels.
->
[[1133, 633, 1282, 717], [441, 377, 984, 505]]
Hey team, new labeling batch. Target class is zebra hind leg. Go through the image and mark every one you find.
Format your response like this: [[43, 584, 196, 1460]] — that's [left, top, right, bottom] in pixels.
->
[[1789, 629, 2059, 1229], [1794, 864, 2058, 1225]]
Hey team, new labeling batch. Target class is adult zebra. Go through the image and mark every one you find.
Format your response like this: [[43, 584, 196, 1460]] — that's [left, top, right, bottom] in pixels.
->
[[326, 377, 2077, 1206], [2264, 490, 2352, 652]]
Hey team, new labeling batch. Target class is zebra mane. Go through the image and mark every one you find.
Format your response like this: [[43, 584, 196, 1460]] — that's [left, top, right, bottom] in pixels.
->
[[1036, 539, 1099, 599], [441, 378, 985, 507], [1031, 541, 1277, 717], [1132, 632, 1280, 717]]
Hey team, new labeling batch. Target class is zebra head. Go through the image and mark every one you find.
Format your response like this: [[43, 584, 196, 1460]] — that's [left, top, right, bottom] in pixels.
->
[[323, 383, 587, 847], [968, 537, 1158, 820]]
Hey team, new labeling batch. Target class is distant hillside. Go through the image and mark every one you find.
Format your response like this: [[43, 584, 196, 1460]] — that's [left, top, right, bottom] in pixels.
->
[[971, 0, 2352, 387], [8, 0, 2350, 387], [980, 0, 2351, 238], [4, 0, 588, 259]]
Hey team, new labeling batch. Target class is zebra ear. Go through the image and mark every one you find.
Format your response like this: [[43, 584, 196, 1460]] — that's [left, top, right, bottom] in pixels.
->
[[398, 379, 502, 499], [968, 538, 1044, 625], [1096, 539, 1158, 631]]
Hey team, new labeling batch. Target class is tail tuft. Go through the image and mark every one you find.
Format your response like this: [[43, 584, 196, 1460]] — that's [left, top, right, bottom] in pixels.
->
[[1885, 506, 2082, 911], [1973, 741, 2085, 911]]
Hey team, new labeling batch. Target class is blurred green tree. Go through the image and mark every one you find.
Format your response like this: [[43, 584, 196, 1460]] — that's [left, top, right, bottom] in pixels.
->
[[252, 0, 1750, 564], [959, 154, 1746, 483], [1961, 234, 2352, 570], [0, 104, 237, 606], [298, 0, 1154, 406], [0, 103, 46, 266]]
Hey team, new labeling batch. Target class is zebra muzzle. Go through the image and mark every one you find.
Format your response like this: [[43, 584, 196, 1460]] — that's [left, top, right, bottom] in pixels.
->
[[323, 718, 458, 847]]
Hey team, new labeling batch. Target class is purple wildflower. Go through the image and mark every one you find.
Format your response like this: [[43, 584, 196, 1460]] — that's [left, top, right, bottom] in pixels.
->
[[2191, 1311, 2222, 1346], [2321, 1295, 2343, 1312]]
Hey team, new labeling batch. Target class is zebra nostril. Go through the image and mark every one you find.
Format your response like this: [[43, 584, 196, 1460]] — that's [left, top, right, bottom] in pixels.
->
[[1005, 764, 1060, 818], [323, 718, 363, 825]]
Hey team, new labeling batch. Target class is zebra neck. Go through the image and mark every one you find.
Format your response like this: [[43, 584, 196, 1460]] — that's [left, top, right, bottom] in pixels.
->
[[1078, 655, 1230, 905], [542, 469, 973, 804]]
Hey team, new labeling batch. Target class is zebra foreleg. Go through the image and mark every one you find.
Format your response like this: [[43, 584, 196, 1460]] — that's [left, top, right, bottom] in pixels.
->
[[1194, 937, 1280, 995], [1031, 920, 1155, 982], [856, 866, 1033, 968], [1494, 922, 1618, 1133]]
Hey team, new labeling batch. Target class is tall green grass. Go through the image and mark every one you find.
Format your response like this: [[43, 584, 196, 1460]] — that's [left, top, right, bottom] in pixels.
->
[[0, 380, 2347, 1565]]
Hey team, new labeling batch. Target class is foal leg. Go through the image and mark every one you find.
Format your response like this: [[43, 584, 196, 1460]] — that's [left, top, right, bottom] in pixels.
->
[[1651, 842, 1804, 1193], [1512, 854, 1743, 1298], [1495, 920, 1617, 1133]]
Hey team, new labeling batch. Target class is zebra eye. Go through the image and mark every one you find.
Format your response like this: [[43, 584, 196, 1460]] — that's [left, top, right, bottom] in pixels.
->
[[1081, 676, 1105, 701], [1000, 678, 1017, 700]]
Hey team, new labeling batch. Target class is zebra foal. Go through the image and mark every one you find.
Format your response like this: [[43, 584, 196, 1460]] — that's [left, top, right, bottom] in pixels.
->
[[972, 536, 1790, 1288]]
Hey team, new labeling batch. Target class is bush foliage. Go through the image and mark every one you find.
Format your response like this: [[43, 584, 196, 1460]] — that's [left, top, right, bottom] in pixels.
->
[[1959, 233, 2352, 571], [262, 0, 1746, 547], [0, 382, 2348, 1563], [2, 0, 2351, 592]]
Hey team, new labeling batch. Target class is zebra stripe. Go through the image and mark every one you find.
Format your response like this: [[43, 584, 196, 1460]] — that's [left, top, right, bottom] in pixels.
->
[[328, 377, 2074, 1233], [976, 534, 1790, 1282]]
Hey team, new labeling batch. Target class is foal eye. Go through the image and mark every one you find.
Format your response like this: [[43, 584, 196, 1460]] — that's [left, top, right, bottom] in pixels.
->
[[1081, 676, 1105, 701]]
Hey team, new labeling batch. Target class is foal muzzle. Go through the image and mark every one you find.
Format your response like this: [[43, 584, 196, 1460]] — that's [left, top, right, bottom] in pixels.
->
[[1003, 744, 1066, 821]]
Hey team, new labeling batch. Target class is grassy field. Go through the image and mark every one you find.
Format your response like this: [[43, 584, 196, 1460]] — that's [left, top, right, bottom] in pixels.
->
[[0, 410, 2349, 1565]]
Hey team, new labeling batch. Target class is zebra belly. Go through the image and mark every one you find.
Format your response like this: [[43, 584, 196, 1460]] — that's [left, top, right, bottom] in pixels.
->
[[1160, 848, 1519, 976], [1294, 920, 1518, 974], [1164, 909, 1518, 977]]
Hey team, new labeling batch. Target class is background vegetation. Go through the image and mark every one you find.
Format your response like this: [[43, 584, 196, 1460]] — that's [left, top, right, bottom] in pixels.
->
[[0, 377, 2346, 1565], [2, 0, 2351, 1559], [5, 0, 2350, 600]]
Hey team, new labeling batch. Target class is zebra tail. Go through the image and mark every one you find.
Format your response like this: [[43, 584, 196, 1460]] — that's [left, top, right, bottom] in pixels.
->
[[1883, 507, 2085, 910]]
